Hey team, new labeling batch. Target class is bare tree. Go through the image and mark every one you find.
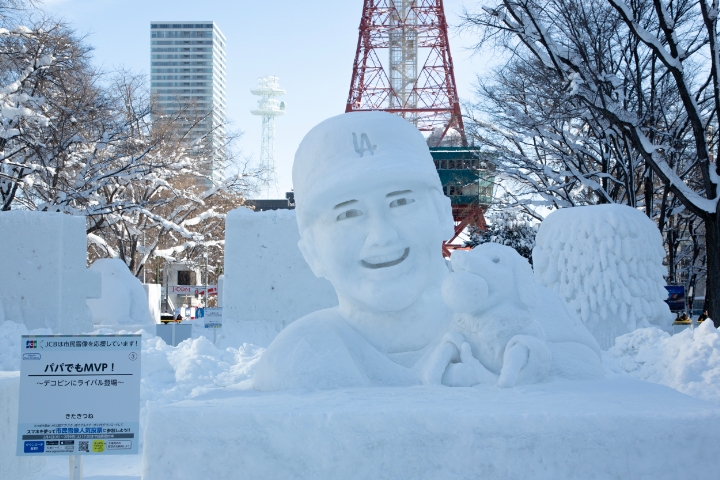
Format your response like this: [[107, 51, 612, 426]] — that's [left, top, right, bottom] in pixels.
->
[[0, 2, 262, 283], [464, 0, 720, 322]]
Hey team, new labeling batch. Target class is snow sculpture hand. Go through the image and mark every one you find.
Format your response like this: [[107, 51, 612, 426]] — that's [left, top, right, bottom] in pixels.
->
[[434, 244, 552, 388], [423, 332, 497, 386]]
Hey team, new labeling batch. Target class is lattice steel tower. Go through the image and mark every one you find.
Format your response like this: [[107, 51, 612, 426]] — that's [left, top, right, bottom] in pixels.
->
[[251, 76, 285, 194], [346, 1, 494, 256], [346, 0, 465, 146]]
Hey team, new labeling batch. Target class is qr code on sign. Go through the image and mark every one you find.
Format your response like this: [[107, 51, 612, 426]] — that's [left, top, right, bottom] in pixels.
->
[[79, 441, 89, 452]]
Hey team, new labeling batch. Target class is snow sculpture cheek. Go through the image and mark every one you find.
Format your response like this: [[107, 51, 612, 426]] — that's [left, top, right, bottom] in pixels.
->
[[441, 271, 489, 314]]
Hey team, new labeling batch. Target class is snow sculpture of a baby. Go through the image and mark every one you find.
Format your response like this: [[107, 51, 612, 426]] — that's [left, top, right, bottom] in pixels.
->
[[252, 111, 601, 391], [430, 244, 552, 388]]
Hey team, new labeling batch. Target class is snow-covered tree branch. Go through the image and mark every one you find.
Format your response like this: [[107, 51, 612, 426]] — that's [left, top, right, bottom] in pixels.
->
[[463, 0, 720, 321]]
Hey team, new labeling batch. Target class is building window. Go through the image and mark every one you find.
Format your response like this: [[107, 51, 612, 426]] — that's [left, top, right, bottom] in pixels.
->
[[177, 270, 195, 285]]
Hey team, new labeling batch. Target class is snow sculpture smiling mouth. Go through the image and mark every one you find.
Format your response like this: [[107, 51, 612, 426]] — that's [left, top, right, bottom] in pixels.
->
[[361, 248, 410, 269]]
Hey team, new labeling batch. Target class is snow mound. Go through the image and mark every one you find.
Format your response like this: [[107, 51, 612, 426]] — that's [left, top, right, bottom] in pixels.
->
[[604, 320, 720, 403], [141, 334, 263, 403], [87, 258, 154, 325], [533, 204, 672, 349]]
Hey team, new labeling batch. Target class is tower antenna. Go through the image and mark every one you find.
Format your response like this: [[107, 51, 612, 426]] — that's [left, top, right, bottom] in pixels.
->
[[251, 76, 286, 195]]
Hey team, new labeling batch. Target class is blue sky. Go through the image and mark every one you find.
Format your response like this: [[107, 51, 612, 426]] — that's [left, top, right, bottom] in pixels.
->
[[43, 0, 495, 197]]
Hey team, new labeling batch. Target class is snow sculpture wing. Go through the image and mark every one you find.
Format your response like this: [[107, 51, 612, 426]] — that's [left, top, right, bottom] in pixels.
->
[[533, 204, 673, 349]]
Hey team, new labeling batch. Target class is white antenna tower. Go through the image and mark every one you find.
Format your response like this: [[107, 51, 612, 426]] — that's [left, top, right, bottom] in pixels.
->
[[251, 76, 286, 196]]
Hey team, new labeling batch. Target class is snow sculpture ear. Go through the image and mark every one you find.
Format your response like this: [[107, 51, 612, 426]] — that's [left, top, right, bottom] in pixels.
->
[[512, 251, 540, 308], [297, 235, 327, 279], [434, 191, 455, 241]]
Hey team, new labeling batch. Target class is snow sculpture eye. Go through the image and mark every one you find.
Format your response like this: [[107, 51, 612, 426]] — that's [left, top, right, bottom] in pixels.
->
[[492, 256, 500, 263], [336, 209, 363, 221], [389, 197, 415, 208]]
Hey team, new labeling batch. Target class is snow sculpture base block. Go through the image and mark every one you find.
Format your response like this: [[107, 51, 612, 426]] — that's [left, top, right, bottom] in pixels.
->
[[0, 211, 99, 333], [0, 373, 44, 479], [222, 208, 337, 346], [142, 378, 720, 479]]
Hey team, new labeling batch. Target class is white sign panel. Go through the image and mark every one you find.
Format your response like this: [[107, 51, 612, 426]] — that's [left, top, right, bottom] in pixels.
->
[[204, 308, 222, 329], [17, 334, 141, 456]]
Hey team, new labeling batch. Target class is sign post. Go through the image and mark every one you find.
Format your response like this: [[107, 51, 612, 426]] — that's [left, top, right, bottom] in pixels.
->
[[17, 334, 141, 479], [204, 308, 222, 344]]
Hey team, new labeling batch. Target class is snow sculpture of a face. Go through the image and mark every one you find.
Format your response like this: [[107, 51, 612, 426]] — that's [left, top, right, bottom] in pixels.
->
[[293, 112, 454, 312]]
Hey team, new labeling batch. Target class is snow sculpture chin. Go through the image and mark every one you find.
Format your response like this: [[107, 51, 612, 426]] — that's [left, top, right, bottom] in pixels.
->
[[252, 112, 602, 391]]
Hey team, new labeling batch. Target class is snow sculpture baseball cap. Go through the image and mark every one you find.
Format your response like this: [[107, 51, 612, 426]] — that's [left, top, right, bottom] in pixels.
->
[[292, 111, 443, 218]]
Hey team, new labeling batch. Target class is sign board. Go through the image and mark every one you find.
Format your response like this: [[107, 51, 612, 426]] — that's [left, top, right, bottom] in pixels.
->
[[194, 286, 218, 297], [155, 324, 192, 347], [168, 285, 217, 296], [169, 285, 194, 295], [665, 285, 686, 312], [17, 334, 141, 456], [204, 308, 222, 329]]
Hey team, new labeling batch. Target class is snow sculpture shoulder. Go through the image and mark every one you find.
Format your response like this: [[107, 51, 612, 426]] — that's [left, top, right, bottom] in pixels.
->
[[533, 204, 673, 349], [252, 112, 602, 391], [86, 258, 154, 326]]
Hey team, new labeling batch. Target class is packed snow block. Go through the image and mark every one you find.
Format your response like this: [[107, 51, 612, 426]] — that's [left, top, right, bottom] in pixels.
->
[[217, 274, 224, 307], [144, 283, 162, 323], [0, 373, 44, 479], [142, 378, 720, 480], [533, 204, 673, 349], [222, 208, 337, 345], [0, 212, 98, 333], [86, 258, 154, 325]]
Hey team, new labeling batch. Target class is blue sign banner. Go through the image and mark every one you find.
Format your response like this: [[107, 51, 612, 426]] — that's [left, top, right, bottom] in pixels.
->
[[665, 286, 685, 311]]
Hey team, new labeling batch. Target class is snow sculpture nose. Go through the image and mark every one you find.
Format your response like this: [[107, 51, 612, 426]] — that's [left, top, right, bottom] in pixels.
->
[[365, 212, 399, 249]]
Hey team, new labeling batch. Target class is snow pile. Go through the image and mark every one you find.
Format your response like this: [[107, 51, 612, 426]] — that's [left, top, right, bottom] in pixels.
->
[[87, 258, 154, 326], [141, 334, 262, 404], [222, 207, 337, 346], [0, 211, 100, 333], [533, 204, 673, 349], [604, 320, 720, 403]]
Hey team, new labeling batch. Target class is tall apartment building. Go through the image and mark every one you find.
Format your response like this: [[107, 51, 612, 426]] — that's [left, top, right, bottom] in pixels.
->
[[150, 22, 227, 178]]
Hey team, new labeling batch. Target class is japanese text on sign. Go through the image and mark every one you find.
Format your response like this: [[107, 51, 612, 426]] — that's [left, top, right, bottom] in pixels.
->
[[17, 334, 141, 456]]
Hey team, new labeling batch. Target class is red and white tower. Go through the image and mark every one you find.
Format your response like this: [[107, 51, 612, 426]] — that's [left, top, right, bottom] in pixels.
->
[[345, 0, 466, 147]]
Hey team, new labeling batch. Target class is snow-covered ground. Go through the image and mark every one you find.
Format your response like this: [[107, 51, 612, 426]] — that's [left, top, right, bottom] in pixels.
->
[[604, 319, 720, 403], [3, 317, 720, 479]]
